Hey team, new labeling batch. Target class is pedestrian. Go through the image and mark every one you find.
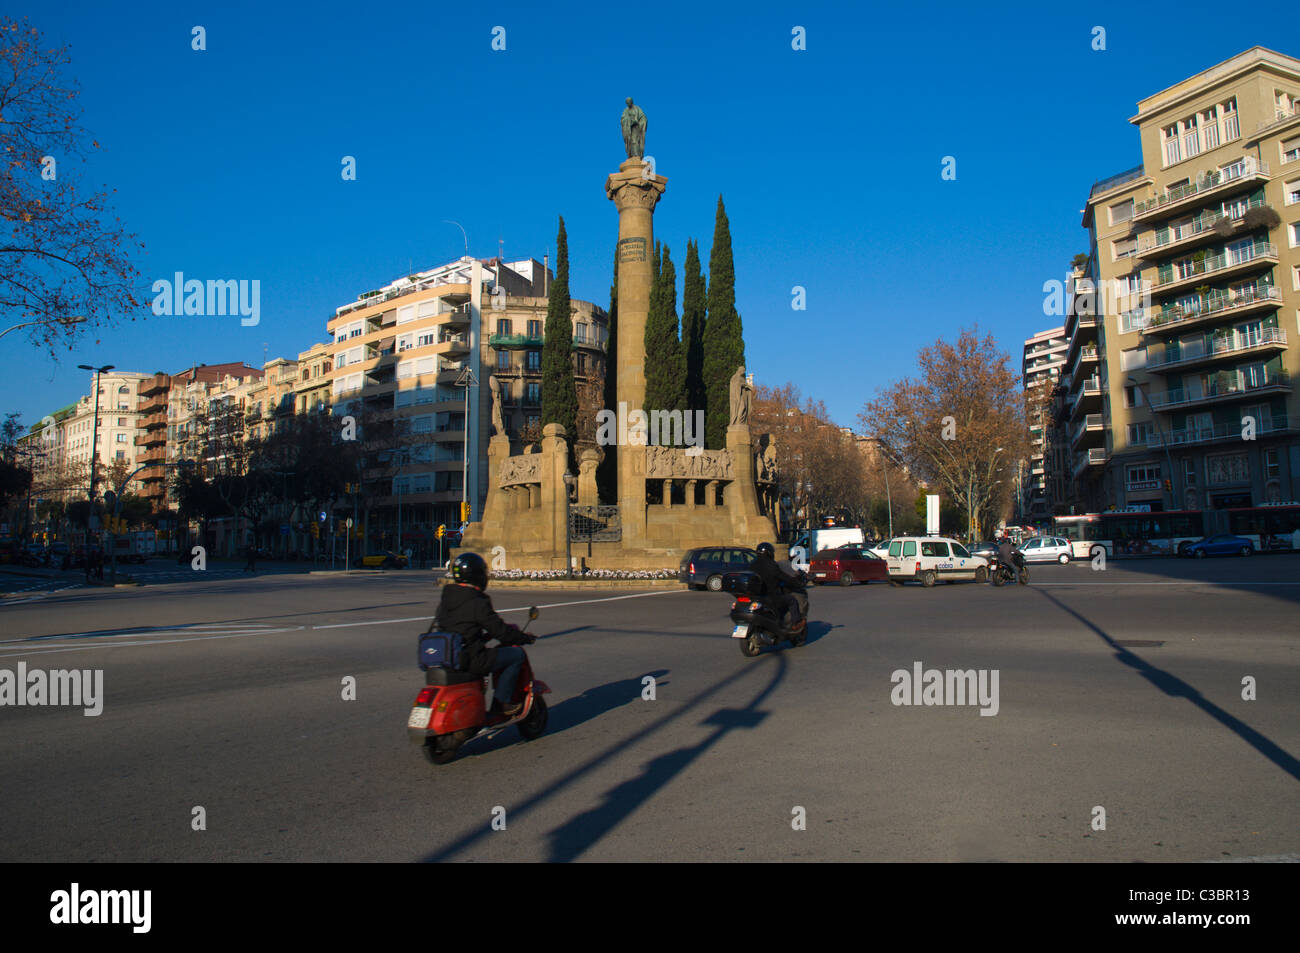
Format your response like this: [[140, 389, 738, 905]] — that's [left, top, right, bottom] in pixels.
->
[[243, 542, 257, 572]]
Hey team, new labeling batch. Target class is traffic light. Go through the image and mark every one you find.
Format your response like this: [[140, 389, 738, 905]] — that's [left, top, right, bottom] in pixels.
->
[[460, 501, 470, 522], [436, 524, 446, 539], [1164, 479, 1172, 491], [310, 522, 319, 538]]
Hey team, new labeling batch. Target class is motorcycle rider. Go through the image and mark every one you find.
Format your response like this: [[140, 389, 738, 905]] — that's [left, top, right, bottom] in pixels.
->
[[435, 552, 535, 717], [996, 532, 1022, 577], [751, 542, 806, 633]]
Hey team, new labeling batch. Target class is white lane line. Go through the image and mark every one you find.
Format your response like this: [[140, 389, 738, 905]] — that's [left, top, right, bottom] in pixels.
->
[[0, 626, 306, 659], [307, 587, 689, 630], [1036, 581, 1300, 586]]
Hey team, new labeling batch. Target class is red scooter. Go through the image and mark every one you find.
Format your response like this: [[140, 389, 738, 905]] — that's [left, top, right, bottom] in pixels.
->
[[407, 607, 551, 764]]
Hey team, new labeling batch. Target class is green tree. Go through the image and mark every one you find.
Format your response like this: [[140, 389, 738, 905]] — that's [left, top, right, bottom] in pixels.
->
[[541, 215, 577, 465], [702, 196, 745, 449], [643, 243, 686, 417], [681, 238, 707, 415]]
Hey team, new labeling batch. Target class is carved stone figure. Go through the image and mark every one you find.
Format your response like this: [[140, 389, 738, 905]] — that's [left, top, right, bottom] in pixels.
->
[[488, 374, 505, 437], [756, 434, 778, 483], [499, 454, 542, 487], [729, 365, 753, 426], [621, 97, 647, 158]]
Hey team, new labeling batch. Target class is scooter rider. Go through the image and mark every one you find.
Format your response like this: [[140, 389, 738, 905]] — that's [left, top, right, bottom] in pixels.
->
[[751, 542, 806, 633], [435, 552, 535, 718]]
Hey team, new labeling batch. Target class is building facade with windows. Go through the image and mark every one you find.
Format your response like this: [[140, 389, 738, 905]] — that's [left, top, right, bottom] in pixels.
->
[[1081, 46, 1300, 512], [325, 256, 606, 552], [1022, 325, 1068, 519]]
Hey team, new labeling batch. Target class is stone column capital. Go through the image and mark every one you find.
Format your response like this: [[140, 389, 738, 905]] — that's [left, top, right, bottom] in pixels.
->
[[606, 164, 667, 212]]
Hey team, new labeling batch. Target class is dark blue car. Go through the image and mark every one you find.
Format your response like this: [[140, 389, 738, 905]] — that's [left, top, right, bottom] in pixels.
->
[[679, 547, 757, 591], [1181, 535, 1254, 558]]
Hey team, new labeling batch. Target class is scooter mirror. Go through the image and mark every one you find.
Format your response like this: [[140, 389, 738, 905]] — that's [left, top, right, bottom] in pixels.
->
[[528, 606, 539, 621]]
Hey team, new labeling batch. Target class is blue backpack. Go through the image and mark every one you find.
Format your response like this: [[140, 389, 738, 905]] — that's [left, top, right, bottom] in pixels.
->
[[418, 622, 464, 671]]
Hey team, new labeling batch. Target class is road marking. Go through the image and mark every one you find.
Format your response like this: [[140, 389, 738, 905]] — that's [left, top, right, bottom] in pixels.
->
[[0, 625, 306, 658], [307, 588, 689, 630]]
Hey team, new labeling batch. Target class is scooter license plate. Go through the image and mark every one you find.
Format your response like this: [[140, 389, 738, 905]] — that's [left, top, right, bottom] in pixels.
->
[[731, 624, 749, 639], [407, 706, 431, 729]]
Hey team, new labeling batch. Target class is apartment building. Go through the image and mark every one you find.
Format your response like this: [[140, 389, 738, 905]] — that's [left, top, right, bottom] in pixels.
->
[[1080, 46, 1300, 512], [1022, 326, 1069, 518], [325, 256, 606, 548]]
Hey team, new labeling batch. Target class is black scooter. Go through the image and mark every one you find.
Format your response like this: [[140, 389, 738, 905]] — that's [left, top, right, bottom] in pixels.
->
[[722, 570, 810, 657]]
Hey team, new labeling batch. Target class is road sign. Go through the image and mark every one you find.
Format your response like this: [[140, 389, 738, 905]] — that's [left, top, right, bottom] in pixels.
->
[[345, 517, 353, 528], [318, 511, 327, 523]]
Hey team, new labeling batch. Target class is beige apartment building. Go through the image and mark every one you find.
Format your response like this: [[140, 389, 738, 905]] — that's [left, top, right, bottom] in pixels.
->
[[324, 256, 606, 550], [1079, 46, 1300, 512], [1022, 326, 1068, 519]]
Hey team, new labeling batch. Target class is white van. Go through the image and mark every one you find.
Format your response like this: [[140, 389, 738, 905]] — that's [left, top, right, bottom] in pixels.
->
[[886, 536, 987, 587], [791, 527, 865, 560]]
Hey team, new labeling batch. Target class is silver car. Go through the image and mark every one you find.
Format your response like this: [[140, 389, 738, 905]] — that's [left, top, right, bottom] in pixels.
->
[[1019, 536, 1073, 564]]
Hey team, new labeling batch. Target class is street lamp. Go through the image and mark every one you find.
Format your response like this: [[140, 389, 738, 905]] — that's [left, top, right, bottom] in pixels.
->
[[563, 471, 577, 579], [455, 365, 478, 527], [1, 315, 86, 340], [1128, 377, 1176, 511], [78, 363, 115, 526]]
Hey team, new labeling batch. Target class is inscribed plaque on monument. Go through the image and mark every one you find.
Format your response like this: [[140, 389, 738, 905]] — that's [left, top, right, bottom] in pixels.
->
[[617, 237, 647, 263]]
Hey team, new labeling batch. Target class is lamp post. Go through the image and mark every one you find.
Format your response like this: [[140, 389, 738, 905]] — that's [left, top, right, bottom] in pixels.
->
[[1128, 377, 1176, 511], [1, 315, 86, 340], [78, 363, 115, 535], [455, 365, 478, 525], [563, 471, 576, 579]]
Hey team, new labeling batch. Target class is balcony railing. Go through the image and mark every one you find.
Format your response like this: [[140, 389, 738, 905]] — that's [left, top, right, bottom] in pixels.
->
[[1072, 447, 1107, 476], [1134, 158, 1270, 218], [1148, 370, 1291, 410], [1147, 327, 1287, 370], [1147, 283, 1282, 332], [1137, 197, 1269, 255], [1152, 241, 1277, 291], [572, 333, 606, 350], [1147, 415, 1293, 449], [1071, 413, 1105, 446], [1254, 102, 1300, 135], [489, 333, 544, 349]]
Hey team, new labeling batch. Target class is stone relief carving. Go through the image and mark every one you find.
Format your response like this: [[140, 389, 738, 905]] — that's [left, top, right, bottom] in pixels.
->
[[645, 445, 734, 480], [498, 454, 542, 487]]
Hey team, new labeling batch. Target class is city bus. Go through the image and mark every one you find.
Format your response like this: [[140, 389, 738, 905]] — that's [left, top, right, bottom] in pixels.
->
[[1052, 510, 1206, 558], [1223, 502, 1300, 552]]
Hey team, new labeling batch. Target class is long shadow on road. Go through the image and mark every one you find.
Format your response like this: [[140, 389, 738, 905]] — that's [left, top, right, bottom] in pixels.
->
[[1037, 587, 1300, 784], [421, 655, 789, 862]]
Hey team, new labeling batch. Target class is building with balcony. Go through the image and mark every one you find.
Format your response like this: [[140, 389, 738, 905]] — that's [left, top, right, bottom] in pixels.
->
[[1081, 46, 1300, 511], [1022, 325, 1068, 520], [324, 255, 607, 552]]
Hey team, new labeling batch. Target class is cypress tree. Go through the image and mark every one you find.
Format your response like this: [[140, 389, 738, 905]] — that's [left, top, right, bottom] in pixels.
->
[[597, 243, 618, 502], [541, 215, 577, 465], [702, 196, 745, 449], [643, 243, 686, 423], [681, 238, 707, 417]]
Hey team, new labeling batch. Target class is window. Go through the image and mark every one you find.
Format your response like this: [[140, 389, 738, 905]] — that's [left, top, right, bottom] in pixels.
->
[[496, 350, 511, 370], [1282, 134, 1300, 165], [1113, 237, 1138, 260], [525, 382, 541, 405], [525, 350, 540, 371], [1290, 222, 1300, 248], [951, 543, 971, 559], [526, 414, 540, 431], [1203, 106, 1220, 149], [1163, 124, 1182, 166], [1123, 385, 1140, 408], [115, 450, 125, 461], [1184, 458, 1197, 487], [1109, 200, 1134, 225], [117, 418, 127, 426], [527, 319, 542, 338], [920, 542, 948, 557], [1265, 449, 1280, 479], [396, 333, 413, 352], [496, 318, 511, 335], [1120, 346, 1147, 371], [1126, 464, 1161, 488], [1126, 421, 1154, 445], [1222, 98, 1239, 140], [499, 380, 512, 401], [1286, 180, 1300, 206], [1182, 115, 1200, 158], [115, 433, 127, 443], [901, 540, 916, 558], [417, 332, 435, 347]]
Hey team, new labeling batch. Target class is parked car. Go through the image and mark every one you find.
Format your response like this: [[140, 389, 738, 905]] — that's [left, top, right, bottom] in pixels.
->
[[679, 546, 757, 591], [868, 540, 892, 557], [885, 536, 988, 587], [1019, 536, 1073, 564], [808, 546, 889, 586], [361, 550, 409, 569], [969, 541, 999, 561], [1181, 535, 1254, 558]]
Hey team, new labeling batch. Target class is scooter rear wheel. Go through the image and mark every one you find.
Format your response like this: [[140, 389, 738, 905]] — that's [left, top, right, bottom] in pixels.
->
[[517, 695, 548, 741], [739, 634, 761, 657], [423, 737, 460, 765]]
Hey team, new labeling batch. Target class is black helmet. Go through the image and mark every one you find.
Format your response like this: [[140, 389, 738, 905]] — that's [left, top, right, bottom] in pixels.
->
[[756, 542, 775, 558], [450, 552, 488, 589]]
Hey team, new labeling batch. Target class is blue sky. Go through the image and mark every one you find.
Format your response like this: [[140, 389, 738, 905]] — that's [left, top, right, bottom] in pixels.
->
[[3, 0, 1290, 428]]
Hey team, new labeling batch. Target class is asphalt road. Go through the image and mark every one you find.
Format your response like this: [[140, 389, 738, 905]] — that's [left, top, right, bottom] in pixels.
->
[[1, 556, 1297, 862]]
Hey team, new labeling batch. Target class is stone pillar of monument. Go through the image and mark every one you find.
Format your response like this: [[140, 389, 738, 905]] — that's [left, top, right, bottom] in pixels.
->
[[577, 448, 599, 505], [605, 159, 666, 547]]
